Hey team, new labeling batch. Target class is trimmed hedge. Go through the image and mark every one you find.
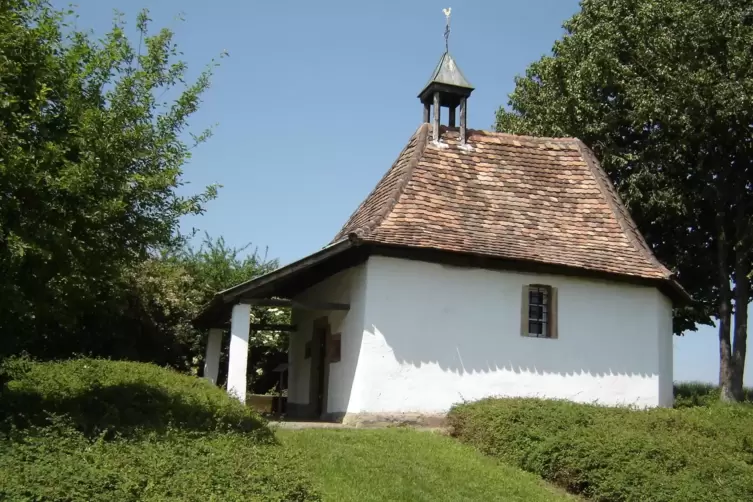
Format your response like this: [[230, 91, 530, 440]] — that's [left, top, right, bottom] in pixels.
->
[[0, 426, 316, 501], [0, 358, 320, 501], [0, 357, 270, 438], [448, 398, 753, 502]]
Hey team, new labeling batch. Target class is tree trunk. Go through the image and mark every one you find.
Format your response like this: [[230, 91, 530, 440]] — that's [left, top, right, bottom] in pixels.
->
[[731, 270, 748, 400], [731, 200, 751, 401], [719, 294, 734, 401], [717, 210, 735, 401]]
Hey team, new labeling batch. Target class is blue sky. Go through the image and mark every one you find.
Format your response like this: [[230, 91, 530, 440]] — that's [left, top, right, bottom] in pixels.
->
[[56, 0, 749, 385]]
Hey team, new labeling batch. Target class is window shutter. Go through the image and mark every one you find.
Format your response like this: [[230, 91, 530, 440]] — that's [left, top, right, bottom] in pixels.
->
[[520, 285, 529, 337], [549, 286, 559, 339]]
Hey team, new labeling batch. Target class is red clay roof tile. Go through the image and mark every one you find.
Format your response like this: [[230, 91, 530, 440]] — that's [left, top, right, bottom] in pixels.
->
[[334, 123, 674, 282]]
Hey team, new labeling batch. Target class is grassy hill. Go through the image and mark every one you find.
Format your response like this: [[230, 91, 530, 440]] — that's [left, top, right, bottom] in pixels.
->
[[8, 357, 747, 502], [280, 428, 576, 502], [0, 358, 317, 501], [0, 358, 574, 501]]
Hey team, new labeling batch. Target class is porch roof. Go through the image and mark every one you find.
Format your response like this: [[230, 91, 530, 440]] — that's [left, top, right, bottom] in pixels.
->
[[193, 239, 365, 329]]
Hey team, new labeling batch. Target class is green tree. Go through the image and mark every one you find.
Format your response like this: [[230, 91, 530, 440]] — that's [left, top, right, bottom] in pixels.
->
[[104, 233, 281, 385], [0, 1, 222, 358], [496, 0, 753, 400], [178, 234, 287, 390]]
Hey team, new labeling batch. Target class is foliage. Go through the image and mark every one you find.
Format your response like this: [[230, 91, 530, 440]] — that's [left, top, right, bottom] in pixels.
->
[[0, 357, 271, 439], [178, 234, 288, 351], [494, 0, 753, 398], [150, 234, 286, 391], [0, 0, 221, 359], [674, 381, 753, 408], [448, 398, 753, 502], [115, 234, 284, 385], [0, 427, 318, 502], [0, 1, 285, 395], [0, 359, 319, 501], [279, 428, 575, 502]]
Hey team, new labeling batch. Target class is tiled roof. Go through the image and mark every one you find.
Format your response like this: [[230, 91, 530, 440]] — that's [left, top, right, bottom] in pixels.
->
[[334, 123, 674, 281]]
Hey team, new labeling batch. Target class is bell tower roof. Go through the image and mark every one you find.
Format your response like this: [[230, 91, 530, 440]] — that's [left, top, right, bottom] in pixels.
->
[[418, 51, 474, 105]]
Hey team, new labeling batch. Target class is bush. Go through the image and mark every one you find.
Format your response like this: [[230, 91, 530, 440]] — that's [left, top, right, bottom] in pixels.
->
[[674, 381, 753, 408], [448, 398, 753, 502], [0, 358, 270, 439], [0, 358, 320, 501], [0, 425, 317, 501]]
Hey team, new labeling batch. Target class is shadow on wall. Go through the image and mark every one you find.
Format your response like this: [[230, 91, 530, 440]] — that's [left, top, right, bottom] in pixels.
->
[[365, 310, 659, 380], [291, 265, 368, 415], [321, 268, 368, 415], [361, 258, 663, 382]]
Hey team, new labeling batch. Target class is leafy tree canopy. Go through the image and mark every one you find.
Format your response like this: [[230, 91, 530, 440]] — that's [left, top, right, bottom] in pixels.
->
[[497, 0, 753, 399], [0, 0, 221, 357]]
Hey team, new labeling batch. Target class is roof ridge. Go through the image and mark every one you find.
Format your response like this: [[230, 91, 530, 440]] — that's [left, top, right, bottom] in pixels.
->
[[575, 140, 672, 278], [448, 127, 580, 143], [336, 123, 430, 241]]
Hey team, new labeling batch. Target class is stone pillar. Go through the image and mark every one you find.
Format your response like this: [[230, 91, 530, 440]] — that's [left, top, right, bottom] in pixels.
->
[[203, 328, 223, 385], [227, 303, 251, 402]]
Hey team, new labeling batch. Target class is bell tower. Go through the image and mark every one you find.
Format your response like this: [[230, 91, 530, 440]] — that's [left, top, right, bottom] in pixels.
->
[[418, 8, 474, 144]]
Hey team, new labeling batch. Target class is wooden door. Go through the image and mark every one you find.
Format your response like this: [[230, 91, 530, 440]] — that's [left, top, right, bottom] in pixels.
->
[[308, 317, 329, 419]]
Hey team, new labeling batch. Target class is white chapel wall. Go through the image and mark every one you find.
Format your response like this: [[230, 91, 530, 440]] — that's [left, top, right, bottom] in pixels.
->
[[657, 291, 674, 406], [287, 263, 367, 413], [348, 255, 673, 414]]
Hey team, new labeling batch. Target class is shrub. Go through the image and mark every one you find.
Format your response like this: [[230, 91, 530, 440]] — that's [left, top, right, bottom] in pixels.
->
[[448, 398, 753, 502], [0, 425, 318, 501], [0, 359, 320, 501], [0, 357, 271, 439], [674, 381, 753, 408]]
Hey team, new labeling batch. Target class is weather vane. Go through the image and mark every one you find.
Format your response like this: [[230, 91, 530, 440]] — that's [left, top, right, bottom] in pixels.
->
[[443, 7, 451, 53]]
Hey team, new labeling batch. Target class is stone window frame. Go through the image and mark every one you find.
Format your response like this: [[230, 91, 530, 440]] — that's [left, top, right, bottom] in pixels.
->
[[520, 284, 559, 339]]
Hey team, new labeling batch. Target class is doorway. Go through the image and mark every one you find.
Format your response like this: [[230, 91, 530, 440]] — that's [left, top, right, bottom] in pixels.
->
[[308, 317, 330, 419]]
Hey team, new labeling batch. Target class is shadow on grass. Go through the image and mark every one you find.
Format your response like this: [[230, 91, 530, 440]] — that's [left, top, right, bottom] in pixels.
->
[[0, 381, 273, 441]]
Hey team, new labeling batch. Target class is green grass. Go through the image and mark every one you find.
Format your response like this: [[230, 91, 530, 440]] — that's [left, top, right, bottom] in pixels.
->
[[279, 428, 577, 502]]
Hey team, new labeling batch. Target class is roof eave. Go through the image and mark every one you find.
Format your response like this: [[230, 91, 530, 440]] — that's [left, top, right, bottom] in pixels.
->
[[662, 275, 693, 306], [364, 242, 691, 306], [192, 238, 356, 329], [417, 81, 474, 103]]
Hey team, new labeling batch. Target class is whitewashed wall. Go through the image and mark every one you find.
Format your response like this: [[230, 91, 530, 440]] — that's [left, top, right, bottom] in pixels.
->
[[347, 255, 673, 412], [657, 293, 674, 406], [287, 264, 367, 414]]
